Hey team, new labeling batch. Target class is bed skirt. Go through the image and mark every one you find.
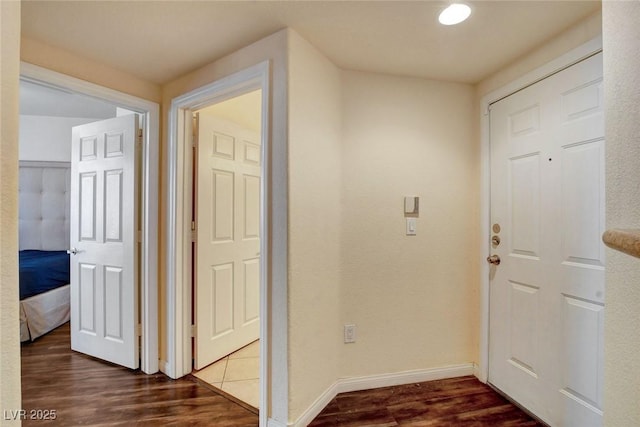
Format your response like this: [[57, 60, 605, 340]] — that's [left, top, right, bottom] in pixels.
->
[[20, 284, 70, 342]]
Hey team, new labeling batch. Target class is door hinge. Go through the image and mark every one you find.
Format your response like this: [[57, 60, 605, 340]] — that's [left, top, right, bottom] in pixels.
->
[[137, 230, 142, 243], [137, 128, 143, 144], [191, 221, 197, 242], [191, 324, 196, 338], [192, 114, 198, 147], [137, 323, 142, 337]]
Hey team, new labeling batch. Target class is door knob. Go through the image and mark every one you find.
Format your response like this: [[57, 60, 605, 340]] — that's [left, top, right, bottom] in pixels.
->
[[486, 255, 501, 265], [67, 247, 82, 255]]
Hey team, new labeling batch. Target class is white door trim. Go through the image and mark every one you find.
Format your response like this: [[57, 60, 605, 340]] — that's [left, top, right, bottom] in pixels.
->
[[166, 60, 271, 427], [19, 62, 160, 374], [478, 36, 603, 383]]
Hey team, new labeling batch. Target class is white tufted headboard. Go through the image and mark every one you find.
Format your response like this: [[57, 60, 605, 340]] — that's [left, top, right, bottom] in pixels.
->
[[19, 161, 71, 251]]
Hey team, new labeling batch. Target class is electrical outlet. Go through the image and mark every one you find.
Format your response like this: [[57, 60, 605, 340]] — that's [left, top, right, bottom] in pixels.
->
[[344, 324, 356, 343]]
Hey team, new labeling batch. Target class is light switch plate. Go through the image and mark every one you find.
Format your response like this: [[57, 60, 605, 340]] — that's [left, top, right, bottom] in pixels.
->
[[344, 324, 356, 343], [406, 218, 417, 235]]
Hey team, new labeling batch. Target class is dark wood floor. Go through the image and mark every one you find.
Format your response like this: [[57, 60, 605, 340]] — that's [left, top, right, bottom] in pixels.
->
[[22, 324, 541, 426], [309, 376, 543, 426], [21, 323, 258, 426]]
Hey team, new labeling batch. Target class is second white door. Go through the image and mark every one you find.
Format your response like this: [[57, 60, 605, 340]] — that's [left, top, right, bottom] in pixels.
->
[[194, 112, 261, 369]]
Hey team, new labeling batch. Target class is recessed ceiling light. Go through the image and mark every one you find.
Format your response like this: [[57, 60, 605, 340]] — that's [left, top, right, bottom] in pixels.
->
[[439, 3, 472, 26]]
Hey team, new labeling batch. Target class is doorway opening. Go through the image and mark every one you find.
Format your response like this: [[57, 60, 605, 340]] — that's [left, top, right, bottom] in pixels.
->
[[18, 63, 159, 374], [166, 61, 271, 426], [190, 90, 263, 410]]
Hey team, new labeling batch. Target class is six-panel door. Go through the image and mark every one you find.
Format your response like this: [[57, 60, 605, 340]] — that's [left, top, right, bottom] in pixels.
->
[[489, 53, 604, 426], [70, 115, 139, 369], [194, 112, 261, 369]]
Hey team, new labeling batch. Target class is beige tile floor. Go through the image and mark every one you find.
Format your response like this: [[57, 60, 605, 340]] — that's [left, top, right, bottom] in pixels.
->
[[192, 340, 260, 409]]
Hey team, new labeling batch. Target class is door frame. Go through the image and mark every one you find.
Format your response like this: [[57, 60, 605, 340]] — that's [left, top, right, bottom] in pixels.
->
[[19, 62, 160, 374], [477, 37, 603, 383], [166, 61, 271, 425]]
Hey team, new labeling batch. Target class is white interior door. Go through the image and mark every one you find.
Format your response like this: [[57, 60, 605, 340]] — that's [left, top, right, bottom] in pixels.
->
[[194, 112, 261, 369], [70, 115, 140, 369], [489, 53, 604, 426]]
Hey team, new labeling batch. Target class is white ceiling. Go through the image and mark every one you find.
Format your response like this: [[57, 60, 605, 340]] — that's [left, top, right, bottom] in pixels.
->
[[21, 1, 601, 86]]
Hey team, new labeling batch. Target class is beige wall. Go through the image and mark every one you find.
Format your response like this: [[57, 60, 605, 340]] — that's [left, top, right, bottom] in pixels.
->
[[286, 38, 479, 422], [340, 70, 477, 378], [0, 1, 22, 424], [287, 31, 343, 422], [21, 37, 161, 103], [603, 2, 640, 426]]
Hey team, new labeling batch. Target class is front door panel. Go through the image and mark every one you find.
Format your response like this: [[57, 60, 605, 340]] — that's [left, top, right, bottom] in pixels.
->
[[489, 53, 604, 426]]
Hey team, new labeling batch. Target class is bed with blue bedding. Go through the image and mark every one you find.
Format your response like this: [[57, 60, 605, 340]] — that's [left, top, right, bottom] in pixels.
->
[[19, 250, 70, 300], [19, 162, 72, 342]]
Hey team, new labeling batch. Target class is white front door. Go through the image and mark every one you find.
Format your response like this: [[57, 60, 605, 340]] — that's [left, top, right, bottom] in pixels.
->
[[489, 52, 604, 426], [194, 112, 261, 369], [70, 115, 140, 369]]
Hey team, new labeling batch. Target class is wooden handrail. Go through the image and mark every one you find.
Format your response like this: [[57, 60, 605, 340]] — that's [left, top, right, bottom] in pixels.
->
[[603, 229, 640, 259]]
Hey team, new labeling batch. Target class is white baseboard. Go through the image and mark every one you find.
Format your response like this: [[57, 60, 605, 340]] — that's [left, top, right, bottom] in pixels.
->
[[159, 359, 169, 376], [336, 363, 475, 394], [290, 363, 475, 427], [290, 377, 344, 427], [473, 363, 486, 383], [268, 419, 287, 427]]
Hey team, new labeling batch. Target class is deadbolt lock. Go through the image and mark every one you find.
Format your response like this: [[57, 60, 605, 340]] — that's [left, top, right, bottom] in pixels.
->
[[486, 255, 501, 265], [492, 235, 501, 246]]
